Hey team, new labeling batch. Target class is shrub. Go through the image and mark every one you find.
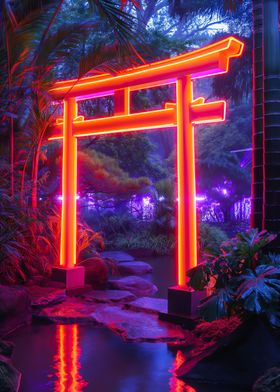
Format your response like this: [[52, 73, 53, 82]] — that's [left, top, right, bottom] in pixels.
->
[[187, 229, 280, 327], [198, 223, 228, 256], [107, 231, 175, 255], [0, 191, 104, 284]]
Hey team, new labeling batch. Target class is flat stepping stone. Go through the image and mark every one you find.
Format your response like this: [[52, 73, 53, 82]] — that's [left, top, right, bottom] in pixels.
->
[[100, 251, 134, 262], [27, 285, 66, 308], [82, 290, 136, 304], [109, 276, 158, 297], [118, 261, 152, 276], [35, 298, 192, 344], [37, 298, 97, 324], [125, 297, 167, 314], [91, 304, 191, 343]]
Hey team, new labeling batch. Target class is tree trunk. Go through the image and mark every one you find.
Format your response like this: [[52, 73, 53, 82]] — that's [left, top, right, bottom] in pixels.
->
[[251, 0, 280, 251]]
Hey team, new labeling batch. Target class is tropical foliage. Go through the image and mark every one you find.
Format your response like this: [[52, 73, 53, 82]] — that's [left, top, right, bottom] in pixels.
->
[[187, 229, 280, 327], [0, 0, 145, 283], [0, 162, 104, 284]]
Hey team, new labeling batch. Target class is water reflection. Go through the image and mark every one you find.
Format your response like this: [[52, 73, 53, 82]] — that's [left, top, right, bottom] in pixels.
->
[[54, 324, 88, 392], [10, 323, 200, 392], [169, 350, 196, 392]]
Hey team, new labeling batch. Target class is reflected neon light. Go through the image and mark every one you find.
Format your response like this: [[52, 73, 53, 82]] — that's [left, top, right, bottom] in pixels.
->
[[54, 324, 87, 392], [169, 350, 197, 392], [48, 36, 243, 286]]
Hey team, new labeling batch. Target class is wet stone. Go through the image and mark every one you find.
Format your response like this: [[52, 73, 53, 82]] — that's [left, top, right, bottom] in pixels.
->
[[109, 276, 158, 297], [100, 251, 134, 262], [37, 298, 97, 324], [125, 297, 168, 314], [81, 290, 136, 304], [26, 285, 66, 309], [117, 261, 152, 276], [90, 304, 191, 343]]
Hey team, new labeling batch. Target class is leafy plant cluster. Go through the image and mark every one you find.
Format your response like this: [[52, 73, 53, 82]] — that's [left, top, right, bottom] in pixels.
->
[[187, 229, 280, 327], [0, 165, 104, 284], [198, 223, 228, 256]]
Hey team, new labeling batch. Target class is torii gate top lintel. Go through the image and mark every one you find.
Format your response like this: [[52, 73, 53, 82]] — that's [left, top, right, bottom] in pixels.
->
[[48, 36, 244, 289], [50, 36, 243, 100]]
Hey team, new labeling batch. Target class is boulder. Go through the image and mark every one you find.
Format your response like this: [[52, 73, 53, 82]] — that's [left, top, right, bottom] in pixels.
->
[[109, 276, 157, 297], [81, 257, 109, 288], [0, 285, 31, 337], [117, 261, 152, 276]]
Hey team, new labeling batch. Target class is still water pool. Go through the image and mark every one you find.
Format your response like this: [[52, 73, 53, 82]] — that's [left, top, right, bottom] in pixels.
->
[[6, 256, 247, 392], [8, 322, 249, 392], [8, 323, 192, 392]]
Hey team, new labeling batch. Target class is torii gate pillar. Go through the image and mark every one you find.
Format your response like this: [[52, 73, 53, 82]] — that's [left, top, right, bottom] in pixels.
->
[[52, 98, 85, 290]]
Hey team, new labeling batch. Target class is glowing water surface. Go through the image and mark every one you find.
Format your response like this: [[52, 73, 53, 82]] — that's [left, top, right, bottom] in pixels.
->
[[8, 323, 250, 392], [8, 323, 195, 392]]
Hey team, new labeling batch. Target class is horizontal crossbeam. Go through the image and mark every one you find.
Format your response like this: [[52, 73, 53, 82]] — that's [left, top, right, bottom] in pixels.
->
[[48, 100, 226, 140]]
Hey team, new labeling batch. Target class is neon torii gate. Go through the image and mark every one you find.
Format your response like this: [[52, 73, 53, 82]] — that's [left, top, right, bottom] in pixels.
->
[[48, 37, 244, 290]]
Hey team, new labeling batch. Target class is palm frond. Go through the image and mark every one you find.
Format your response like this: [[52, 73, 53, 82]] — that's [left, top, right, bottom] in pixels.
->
[[87, 0, 145, 63], [78, 40, 141, 77]]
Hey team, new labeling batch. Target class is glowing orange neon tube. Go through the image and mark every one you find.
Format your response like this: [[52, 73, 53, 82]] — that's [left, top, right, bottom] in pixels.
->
[[48, 37, 243, 287], [49, 37, 243, 99], [60, 98, 77, 268], [49, 100, 226, 141]]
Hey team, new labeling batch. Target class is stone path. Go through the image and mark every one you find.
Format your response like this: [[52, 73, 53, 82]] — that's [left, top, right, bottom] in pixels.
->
[[29, 285, 189, 344], [91, 304, 190, 342], [82, 289, 136, 303], [26, 251, 187, 344], [118, 261, 152, 275], [125, 297, 168, 314], [27, 286, 66, 308], [109, 276, 157, 297]]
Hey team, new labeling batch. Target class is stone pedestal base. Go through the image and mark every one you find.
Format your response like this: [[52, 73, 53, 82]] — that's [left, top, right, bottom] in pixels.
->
[[52, 266, 85, 292], [159, 285, 206, 329]]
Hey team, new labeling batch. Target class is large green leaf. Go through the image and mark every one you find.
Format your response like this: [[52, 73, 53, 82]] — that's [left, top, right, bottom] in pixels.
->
[[266, 307, 280, 328], [186, 262, 212, 290], [199, 287, 233, 321], [236, 265, 280, 314]]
